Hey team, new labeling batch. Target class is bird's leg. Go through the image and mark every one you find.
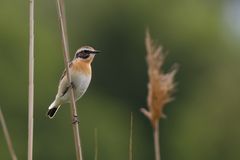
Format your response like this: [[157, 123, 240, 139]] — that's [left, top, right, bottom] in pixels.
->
[[72, 115, 80, 124]]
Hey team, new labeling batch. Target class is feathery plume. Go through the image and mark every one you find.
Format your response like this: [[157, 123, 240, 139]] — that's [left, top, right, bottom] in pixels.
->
[[141, 30, 178, 160], [141, 30, 178, 129]]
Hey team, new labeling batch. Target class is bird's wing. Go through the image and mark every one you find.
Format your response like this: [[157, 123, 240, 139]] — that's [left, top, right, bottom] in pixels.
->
[[60, 62, 72, 81], [58, 62, 73, 97]]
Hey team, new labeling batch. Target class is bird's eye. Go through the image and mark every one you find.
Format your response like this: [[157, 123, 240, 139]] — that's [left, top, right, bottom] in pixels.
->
[[83, 50, 89, 54]]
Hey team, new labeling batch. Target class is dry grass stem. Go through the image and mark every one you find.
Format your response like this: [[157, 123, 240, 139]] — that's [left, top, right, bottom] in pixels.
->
[[129, 113, 133, 160], [28, 0, 34, 159], [153, 121, 160, 160], [94, 128, 98, 160], [141, 30, 178, 160], [56, 0, 83, 159], [0, 107, 18, 160]]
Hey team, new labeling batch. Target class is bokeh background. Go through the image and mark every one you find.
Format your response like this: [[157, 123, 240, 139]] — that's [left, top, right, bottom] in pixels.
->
[[0, 0, 240, 159]]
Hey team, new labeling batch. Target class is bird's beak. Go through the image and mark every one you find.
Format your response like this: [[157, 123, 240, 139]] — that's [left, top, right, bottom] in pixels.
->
[[91, 50, 101, 54]]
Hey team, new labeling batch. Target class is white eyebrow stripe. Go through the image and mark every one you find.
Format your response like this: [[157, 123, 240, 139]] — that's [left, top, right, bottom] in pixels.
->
[[76, 46, 95, 53]]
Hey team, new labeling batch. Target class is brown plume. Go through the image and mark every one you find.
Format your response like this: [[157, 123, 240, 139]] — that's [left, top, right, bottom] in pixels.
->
[[141, 30, 178, 129]]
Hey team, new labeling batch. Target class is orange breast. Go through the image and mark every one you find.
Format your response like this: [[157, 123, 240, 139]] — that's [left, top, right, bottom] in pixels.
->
[[71, 59, 91, 75]]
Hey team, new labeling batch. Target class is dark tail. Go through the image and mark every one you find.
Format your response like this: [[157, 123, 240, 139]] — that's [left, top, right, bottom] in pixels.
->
[[47, 107, 60, 119]]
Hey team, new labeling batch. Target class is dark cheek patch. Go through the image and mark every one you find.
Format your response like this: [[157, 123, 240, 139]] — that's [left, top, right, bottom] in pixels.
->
[[76, 53, 81, 58], [76, 53, 90, 59], [81, 54, 90, 59]]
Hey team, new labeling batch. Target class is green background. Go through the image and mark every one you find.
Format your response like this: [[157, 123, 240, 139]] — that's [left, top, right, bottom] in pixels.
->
[[0, 0, 240, 159]]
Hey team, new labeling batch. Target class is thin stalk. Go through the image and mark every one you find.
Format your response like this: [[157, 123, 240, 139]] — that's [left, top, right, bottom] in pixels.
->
[[129, 113, 133, 160], [94, 128, 98, 160], [153, 121, 160, 160], [0, 108, 18, 160], [56, 0, 83, 160], [28, 0, 34, 160]]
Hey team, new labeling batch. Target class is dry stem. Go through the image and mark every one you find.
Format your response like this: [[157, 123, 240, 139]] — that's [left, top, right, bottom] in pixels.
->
[[0, 107, 18, 160], [94, 128, 98, 160], [129, 113, 133, 160], [56, 0, 83, 159], [153, 121, 160, 160], [28, 0, 34, 160]]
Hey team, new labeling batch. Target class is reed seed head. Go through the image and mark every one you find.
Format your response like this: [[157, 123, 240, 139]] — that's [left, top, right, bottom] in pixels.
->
[[141, 30, 178, 129]]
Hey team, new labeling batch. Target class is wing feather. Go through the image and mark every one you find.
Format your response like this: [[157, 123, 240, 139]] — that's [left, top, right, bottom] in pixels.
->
[[58, 62, 73, 96], [60, 62, 72, 81]]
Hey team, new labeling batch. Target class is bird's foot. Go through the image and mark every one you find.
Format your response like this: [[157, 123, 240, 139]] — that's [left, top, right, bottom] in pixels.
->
[[72, 115, 80, 124]]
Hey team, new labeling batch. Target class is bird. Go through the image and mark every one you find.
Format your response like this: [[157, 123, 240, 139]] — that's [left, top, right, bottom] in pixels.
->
[[47, 46, 100, 119]]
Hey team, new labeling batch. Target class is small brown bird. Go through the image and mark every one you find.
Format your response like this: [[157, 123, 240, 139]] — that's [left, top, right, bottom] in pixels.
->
[[47, 46, 100, 118]]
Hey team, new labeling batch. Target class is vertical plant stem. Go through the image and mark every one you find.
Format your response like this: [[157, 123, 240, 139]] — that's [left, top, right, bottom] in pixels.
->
[[0, 108, 18, 160], [94, 128, 98, 160], [28, 0, 34, 160], [129, 113, 133, 160], [153, 121, 160, 160], [56, 0, 83, 160]]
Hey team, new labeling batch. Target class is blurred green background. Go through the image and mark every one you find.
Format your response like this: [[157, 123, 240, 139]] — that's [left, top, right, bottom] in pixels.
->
[[0, 0, 240, 159]]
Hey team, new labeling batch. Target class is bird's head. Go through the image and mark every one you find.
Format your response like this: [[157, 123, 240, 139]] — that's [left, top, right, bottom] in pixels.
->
[[75, 46, 100, 63]]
